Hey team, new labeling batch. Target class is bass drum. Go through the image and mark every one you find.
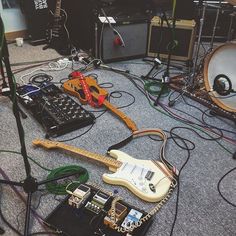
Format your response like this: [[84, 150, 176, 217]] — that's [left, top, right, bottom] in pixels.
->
[[204, 43, 236, 113]]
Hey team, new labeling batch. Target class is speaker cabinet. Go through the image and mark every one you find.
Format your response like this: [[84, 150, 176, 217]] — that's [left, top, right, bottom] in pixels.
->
[[96, 19, 148, 62], [147, 16, 196, 61], [21, 0, 50, 44]]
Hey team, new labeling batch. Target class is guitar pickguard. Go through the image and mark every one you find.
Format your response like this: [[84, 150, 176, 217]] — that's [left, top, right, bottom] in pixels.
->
[[102, 150, 172, 202]]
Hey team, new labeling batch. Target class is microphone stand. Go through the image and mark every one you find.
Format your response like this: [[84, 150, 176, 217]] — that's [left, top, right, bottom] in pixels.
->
[[0, 17, 78, 236], [0, 59, 27, 119], [153, 10, 177, 106]]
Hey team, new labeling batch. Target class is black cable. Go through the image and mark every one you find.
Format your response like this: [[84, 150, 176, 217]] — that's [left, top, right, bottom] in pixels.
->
[[29, 231, 62, 236], [217, 166, 236, 208], [201, 109, 236, 137], [0, 186, 22, 236], [159, 103, 224, 140], [29, 73, 53, 86], [180, 95, 235, 139], [98, 82, 113, 89], [0, 227, 4, 235], [168, 129, 192, 236], [109, 90, 136, 108], [170, 126, 222, 142], [149, 129, 195, 151]]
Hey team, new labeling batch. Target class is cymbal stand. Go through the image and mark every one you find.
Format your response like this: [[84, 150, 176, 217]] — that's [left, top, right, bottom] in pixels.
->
[[208, 1, 222, 51], [189, 3, 207, 87], [227, 11, 236, 41]]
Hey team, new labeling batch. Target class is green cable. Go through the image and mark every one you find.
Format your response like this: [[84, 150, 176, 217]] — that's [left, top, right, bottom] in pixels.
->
[[45, 165, 89, 195], [144, 81, 170, 97]]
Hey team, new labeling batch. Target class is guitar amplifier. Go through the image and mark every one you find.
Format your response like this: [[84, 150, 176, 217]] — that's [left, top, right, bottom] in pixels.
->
[[147, 16, 196, 61], [94, 10, 150, 62]]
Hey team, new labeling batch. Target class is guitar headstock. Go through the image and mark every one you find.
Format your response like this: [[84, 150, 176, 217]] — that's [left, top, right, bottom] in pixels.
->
[[32, 139, 59, 149]]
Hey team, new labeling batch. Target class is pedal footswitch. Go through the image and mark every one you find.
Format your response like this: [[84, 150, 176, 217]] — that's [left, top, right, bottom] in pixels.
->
[[68, 184, 91, 208], [85, 190, 110, 214]]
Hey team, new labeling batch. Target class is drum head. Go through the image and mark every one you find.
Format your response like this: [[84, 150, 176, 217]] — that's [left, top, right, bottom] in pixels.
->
[[204, 43, 236, 113]]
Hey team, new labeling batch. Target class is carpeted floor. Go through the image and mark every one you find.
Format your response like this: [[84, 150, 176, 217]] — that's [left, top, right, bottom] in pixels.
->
[[0, 41, 235, 236]]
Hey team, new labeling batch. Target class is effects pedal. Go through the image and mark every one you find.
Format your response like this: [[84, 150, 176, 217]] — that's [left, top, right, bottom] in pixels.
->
[[68, 184, 91, 209], [104, 201, 128, 229], [85, 190, 110, 214], [121, 209, 143, 230]]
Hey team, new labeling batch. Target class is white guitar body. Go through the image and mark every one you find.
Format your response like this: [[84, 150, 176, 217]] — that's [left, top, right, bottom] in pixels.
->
[[103, 150, 172, 202]]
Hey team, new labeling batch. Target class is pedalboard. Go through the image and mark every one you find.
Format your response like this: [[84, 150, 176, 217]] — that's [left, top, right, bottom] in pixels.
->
[[16, 82, 95, 137], [45, 184, 153, 236]]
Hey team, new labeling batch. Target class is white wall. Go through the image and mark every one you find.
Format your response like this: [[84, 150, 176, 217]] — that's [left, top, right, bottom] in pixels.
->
[[0, 1, 27, 33]]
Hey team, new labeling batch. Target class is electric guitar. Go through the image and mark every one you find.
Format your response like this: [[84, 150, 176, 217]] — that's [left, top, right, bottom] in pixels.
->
[[44, 0, 71, 55], [63, 76, 138, 132], [33, 139, 173, 202]]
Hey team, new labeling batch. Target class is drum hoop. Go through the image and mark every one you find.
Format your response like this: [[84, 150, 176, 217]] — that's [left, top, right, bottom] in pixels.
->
[[203, 43, 236, 113]]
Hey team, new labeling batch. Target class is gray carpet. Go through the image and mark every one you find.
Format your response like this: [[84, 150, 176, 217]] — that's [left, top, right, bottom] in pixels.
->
[[0, 42, 235, 236]]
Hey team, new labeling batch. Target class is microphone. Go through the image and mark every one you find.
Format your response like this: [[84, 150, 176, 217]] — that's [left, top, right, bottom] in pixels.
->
[[213, 74, 235, 96]]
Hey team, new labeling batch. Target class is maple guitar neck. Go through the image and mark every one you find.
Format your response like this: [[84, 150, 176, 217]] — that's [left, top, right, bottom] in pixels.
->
[[91, 92, 138, 132], [54, 0, 62, 18], [34, 140, 122, 171]]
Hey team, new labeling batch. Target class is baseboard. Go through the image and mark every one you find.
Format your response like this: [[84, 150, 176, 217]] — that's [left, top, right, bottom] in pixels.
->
[[5, 30, 28, 41]]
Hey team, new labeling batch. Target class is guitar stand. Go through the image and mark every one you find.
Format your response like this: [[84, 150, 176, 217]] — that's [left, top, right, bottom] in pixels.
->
[[0, 17, 77, 236]]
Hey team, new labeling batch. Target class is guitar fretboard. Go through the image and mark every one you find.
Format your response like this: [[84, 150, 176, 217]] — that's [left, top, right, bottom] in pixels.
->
[[53, 142, 122, 170], [54, 0, 61, 18]]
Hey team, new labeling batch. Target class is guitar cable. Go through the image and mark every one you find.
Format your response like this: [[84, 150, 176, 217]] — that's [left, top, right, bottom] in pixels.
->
[[100, 8, 125, 47]]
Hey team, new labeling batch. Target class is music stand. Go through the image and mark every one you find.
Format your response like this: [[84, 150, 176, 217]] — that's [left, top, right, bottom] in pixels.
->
[[0, 16, 77, 236]]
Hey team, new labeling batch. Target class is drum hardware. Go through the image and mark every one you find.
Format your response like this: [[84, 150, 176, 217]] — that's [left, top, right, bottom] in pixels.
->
[[169, 73, 236, 123], [203, 43, 236, 113], [189, 3, 207, 86], [208, 2, 223, 51], [190, 1, 223, 87], [227, 11, 236, 41]]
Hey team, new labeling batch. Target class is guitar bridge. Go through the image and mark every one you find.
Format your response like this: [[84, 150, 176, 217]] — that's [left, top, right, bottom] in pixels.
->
[[145, 171, 154, 181]]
